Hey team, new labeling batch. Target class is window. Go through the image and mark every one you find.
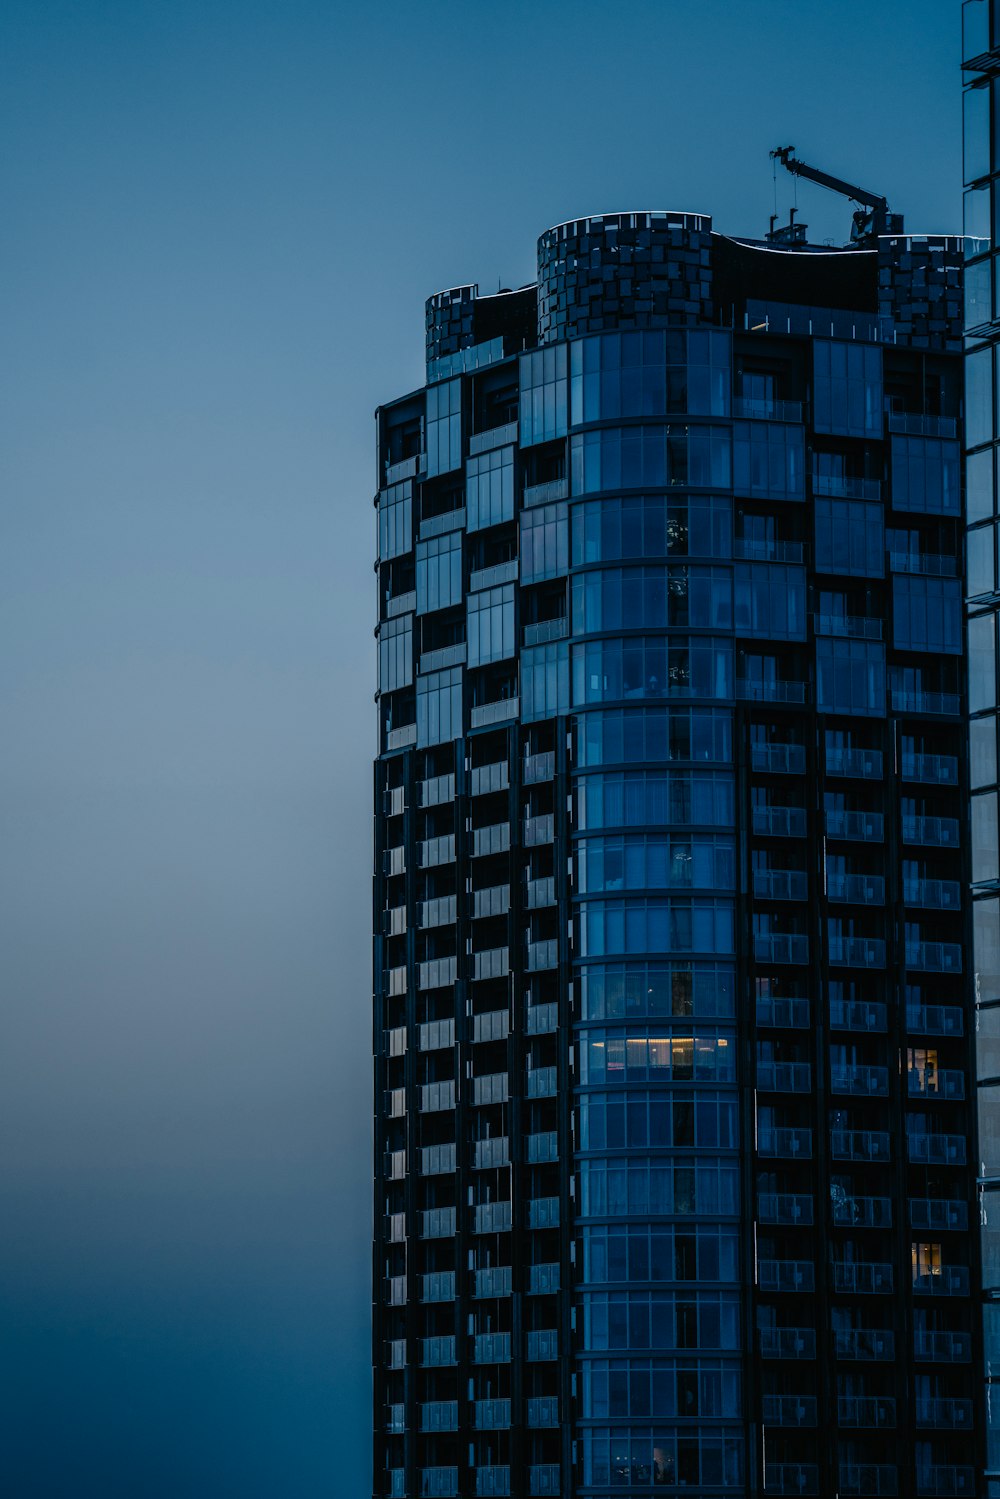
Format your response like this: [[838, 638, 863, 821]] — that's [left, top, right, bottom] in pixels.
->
[[732, 422, 805, 500], [973, 793, 1000, 884], [466, 583, 514, 667], [965, 78, 991, 184], [520, 501, 568, 582], [572, 567, 732, 633], [970, 612, 998, 713], [522, 641, 570, 721], [892, 576, 962, 655], [378, 480, 412, 561], [572, 637, 733, 704], [733, 563, 806, 640], [575, 707, 733, 766], [416, 666, 463, 747], [576, 770, 735, 829], [967, 446, 995, 523], [577, 834, 735, 894], [569, 329, 731, 423], [969, 523, 997, 599], [579, 898, 735, 957], [571, 426, 731, 494], [519, 344, 567, 446], [579, 1030, 737, 1084], [816, 639, 886, 717], [425, 378, 461, 477], [466, 446, 513, 530], [577, 962, 736, 1020], [814, 497, 883, 576], [975, 898, 1000, 1005], [967, 344, 994, 448], [972, 715, 998, 788], [416, 530, 462, 614], [579, 1163, 740, 1221], [813, 340, 882, 438], [379, 614, 413, 693], [572, 496, 731, 563], [889, 436, 961, 515]]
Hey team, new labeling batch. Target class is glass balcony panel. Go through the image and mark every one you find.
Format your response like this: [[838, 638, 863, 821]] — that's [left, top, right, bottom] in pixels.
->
[[912, 1265, 970, 1296], [754, 933, 810, 964], [757, 1258, 815, 1292], [831, 1194, 892, 1228], [903, 878, 962, 910], [833, 1327, 895, 1360], [757, 1125, 813, 1159], [526, 1329, 558, 1360], [830, 1128, 890, 1162], [914, 1467, 976, 1496], [753, 805, 808, 837], [838, 1465, 898, 1496], [828, 937, 886, 968], [422, 1271, 457, 1303], [902, 815, 960, 847], [763, 1465, 819, 1495], [753, 869, 809, 902], [528, 1262, 560, 1295], [761, 1393, 818, 1426], [907, 1133, 967, 1165], [827, 873, 885, 904], [751, 741, 807, 773], [914, 1397, 974, 1429], [825, 746, 884, 779], [912, 1330, 972, 1362], [831, 1261, 893, 1294], [759, 1326, 817, 1358], [830, 1063, 889, 1096], [906, 1003, 964, 1037], [909, 1198, 968, 1231], [756, 996, 810, 1028], [757, 1192, 814, 1225], [757, 1059, 812, 1091], [825, 809, 884, 841], [474, 1266, 512, 1299], [829, 1000, 887, 1032], [901, 752, 959, 785]]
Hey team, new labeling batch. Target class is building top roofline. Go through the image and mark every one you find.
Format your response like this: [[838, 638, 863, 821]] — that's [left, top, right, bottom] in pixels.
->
[[539, 210, 712, 237]]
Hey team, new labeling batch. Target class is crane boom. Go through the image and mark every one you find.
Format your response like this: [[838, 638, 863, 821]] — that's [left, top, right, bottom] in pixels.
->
[[769, 145, 903, 246]]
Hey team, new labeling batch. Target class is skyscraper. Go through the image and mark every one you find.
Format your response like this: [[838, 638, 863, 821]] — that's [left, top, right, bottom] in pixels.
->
[[963, 2, 1000, 1494], [373, 202, 980, 1495]]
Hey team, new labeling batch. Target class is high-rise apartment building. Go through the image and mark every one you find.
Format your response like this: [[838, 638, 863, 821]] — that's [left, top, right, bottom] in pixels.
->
[[963, 3, 1000, 1494], [373, 199, 979, 1496]]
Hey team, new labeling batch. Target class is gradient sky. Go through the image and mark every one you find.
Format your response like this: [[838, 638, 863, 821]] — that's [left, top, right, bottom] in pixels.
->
[[0, 2, 962, 1495]]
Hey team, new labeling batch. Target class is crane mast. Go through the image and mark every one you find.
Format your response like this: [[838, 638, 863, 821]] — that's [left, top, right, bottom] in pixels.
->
[[768, 145, 904, 247]]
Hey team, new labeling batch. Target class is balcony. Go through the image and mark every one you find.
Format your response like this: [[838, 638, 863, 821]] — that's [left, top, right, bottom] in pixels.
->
[[527, 1065, 557, 1098], [907, 1134, 967, 1166], [814, 613, 883, 641], [839, 1465, 898, 1496], [527, 1396, 559, 1428], [757, 996, 810, 1029], [472, 1009, 509, 1043], [387, 1403, 404, 1434], [528, 1196, 560, 1230], [751, 741, 807, 774], [473, 1331, 511, 1363], [475, 1266, 512, 1299], [759, 1327, 817, 1358], [419, 772, 456, 807], [830, 999, 887, 1032], [903, 814, 960, 847], [734, 395, 804, 422], [473, 1135, 509, 1169], [472, 1072, 509, 1106], [472, 823, 511, 857], [757, 1060, 812, 1092], [528, 1262, 560, 1297], [764, 1465, 819, 1496], [526, 876, 556, 910], [524, 813, 555, 846], [526, 1131, 558, 1163], [826, 745, 884, 779], [828, 936, 886, 968], [887, 410, 957, 439], [472, 885, 510, 920], [527, 939, 558, 972], [421, 1142, 457, 1175], [526, 1329, 558, 1360], [471, 761, 509, 796], [419, 834, 456, 868], [754, 934, 810, 965], [909, 1198, 968, 1232], [834, 1327, 895, 1361], [385, 587, 417, 618], [529, 1467, 561, 1497], [761, 1394, 817, 1426], [737, 678, 808, 704], [915, 1467, 976, 1496], [904, 878, 961, 911], [757, 1125, 813, 1159], [827, 873, 885, 905], [907, 1003, 963, 1037], [524, 749, 555, 783], [891, 688, 961, 716], [888, 549, 957, 577], [813, 472, 881, 500], [825, 809, 884, 842], [418, 506, 466, 541], [420, 1080, 456, 1114], [422, 1271, 456, 1303], [757, 1192, 813, 1225], [386, 964, 408, 997], [736, 538, 806, 564], [526, 1001, 558, 1034], [421, 1206, 457, 1239], [419, 641, 467, 672], [907, 1068, 965, 1100], [420, 1468, 459, 1498], [472, 946, 509, 982], [913, 1331, 972, 1363], [471, 696, 520, 729], [830, 1063, 889, 1097], [830, 1129, 890, 1163], [384, 453, 422, 484], [420, 1401, 459, 1432], [831, 1195, 892, 1228], [420, 1335, 457, 1367], [915, 1398, 974, 1429], [831, 1261, 893, 1295], [757, 1259, 815, 1293], [523, 477, 568, 507], [421, 895, 458, 930], [913, 1266, 970, 1297], [753, 805, 807, 837], [474, 1399, 510, 1430], [901, 752, 959, 785], [523, 616, 567, 646], [468, 420, 518, 456], [753, 869, 809, 902], [475, 1470, 511, 1499], [470, 558, 518, 590], [419, 956, 458, 990]]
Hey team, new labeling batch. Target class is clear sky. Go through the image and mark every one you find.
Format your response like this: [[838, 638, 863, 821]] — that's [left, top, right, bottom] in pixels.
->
[[0, 2, 961, 1495]]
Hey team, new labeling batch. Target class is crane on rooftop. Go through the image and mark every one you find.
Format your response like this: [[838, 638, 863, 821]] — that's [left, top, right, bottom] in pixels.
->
[[769, 145, 904, 247]]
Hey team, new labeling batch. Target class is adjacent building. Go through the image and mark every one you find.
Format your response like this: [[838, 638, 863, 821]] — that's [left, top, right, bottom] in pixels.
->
[[963, 1, 1000, 1493], [373, 199, 980, 1495]]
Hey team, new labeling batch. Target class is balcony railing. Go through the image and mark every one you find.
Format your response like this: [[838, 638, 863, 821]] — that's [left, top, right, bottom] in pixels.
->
[[470, 761, 509, 796], [887, 410, 957, 438], [737, 678, 808, 703], [526, 1329, 558, 1360], [828, 936, 886, 968], [825, 809, 884, 841], [913, 1331, 971, 1363], [735, 538, 805, 563], [751, 741, 807, 774], [757, 1192, 813, 1225], [472, 1072, 509, 1106], [734, 395, 804, 422], [910, 1198, 968, 1232], [468, 420, 518, 455], [759, 1327, 817, 1359], [528, 1262, 559, 1295], [470, 558, 518, 590], [419, 1080, 456, 1113], [420, 1336, 457, 1367], [754, 933, 810, 964], [830, 999, 887, 1032], [472, 823, 511, 857], [527, 939, 558, 972], [756, 996, 810, 1029], [526, 1131, 558, 1163], [419, 956, 458, 990], [422, 1207, 457, 1239], [912, 1266, 970, 1296], [419, 834, 456, 868], [524, 750, 555, 783], [523, 616, 567, 646], [524, 812, 555, 845], [915, 1467, 976, 1496], [473, 1332, 511, 1363], [528, 1466, 561, 1497], [753, 805, 807, 837], [905, 942, 962, 974], [761, 1394, 818, 1427], [763, 1465, 819, 1496], [838, 1396, 895, 1427], [472, 1009, 509, 1044], [814, 613, 883, 640], [525, 872, 555, 908], [831, 1195, 892, 1228], [473, 1135, 509, 1169], [753, 869, 809, 902], [834, 1328, 895, 1361], [419, 1017, 455, 1051], [757, 1125, 813, 1159], [420, 1400, 459, 1432], [419, 641, 467, 672], [472, 885, 510, 920], [470, 696, 520, 728], [522, 477, 568, 508], [757, 1258, 815, 1293], [902, 814, 960, 847], [903, 877, 961, 910], [472, 947, 509, 982], [474, 1266, 512, 1299], [907, 1066, 964, 1099], [419, 771, 456, 806], [907, 1133, 967, 1165], [527, 1396, 559, 1428], [422, 1271, 456, 1303], [418, 506, 466, 540], [838, 1465, 898, 1496], [901, 752, 959, 785], [421, 895, 458, 930], [891, 688, 961, 716], [474, 1462, 511, 1495], [813, 472, 881, 500], [474, 1399, 511, 1430], [526, 1000, 558, 1033], [528, 1196, 560, 1230], [830, 1128, 890, 1162], [757, 1059, 812, 1092], [915, 1397, 974, 1429], [887, 549, 957, 577], [830, 1063, 889, 1096], [907, 1003, 963, 1037], [826, 746, 884, 779], [421, 1142, 456, 1175], [831, 1261, 893, 1295], [526, 1065, 557, 1098], [827, 873, 885, 904], [420, 1467, 459, 1497]]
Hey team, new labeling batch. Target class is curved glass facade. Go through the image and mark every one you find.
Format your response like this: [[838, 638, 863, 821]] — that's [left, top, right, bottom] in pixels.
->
[[373, 205, 980, 1499]]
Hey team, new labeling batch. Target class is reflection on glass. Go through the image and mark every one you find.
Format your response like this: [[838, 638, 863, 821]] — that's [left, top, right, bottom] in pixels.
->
[[967, 446, 995, 523], [965, 82, 991, 184], [971, 714, 998, 788], [973, 792, 1000, 883], [970, 612, 998, 713], [966, 345, 994, 448]]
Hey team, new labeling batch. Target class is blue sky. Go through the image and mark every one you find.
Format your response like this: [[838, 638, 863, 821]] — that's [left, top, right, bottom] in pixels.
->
[[0, 2, 961, 1494]]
